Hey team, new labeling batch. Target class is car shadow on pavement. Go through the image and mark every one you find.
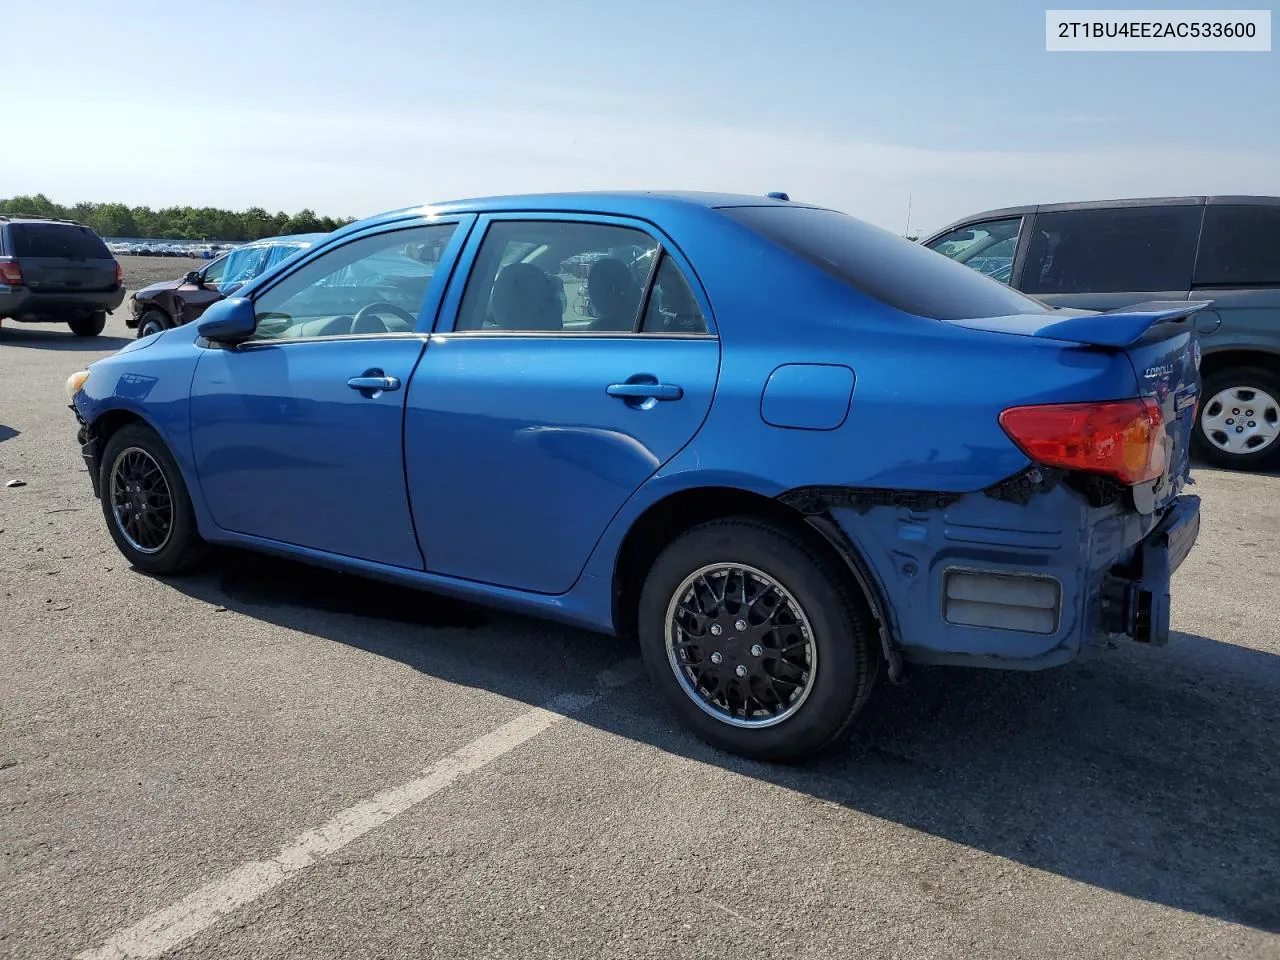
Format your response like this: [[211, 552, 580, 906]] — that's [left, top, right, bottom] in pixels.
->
[[166, 548, 1279, 934], [0, 327, 133, 351], [0, 425, 17, 444]]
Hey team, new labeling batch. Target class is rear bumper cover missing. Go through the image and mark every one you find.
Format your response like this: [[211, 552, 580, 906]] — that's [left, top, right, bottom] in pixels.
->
[[781, 477, 1201, 672]]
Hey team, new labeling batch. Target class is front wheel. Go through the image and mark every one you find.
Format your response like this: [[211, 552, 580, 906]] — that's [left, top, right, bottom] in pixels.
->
[[99, 423, 205, 575], [1193, 366, 1280, 471], [637, 516, 880, 763], [136, 309, 170, 339], [69, 312, 107, 337]]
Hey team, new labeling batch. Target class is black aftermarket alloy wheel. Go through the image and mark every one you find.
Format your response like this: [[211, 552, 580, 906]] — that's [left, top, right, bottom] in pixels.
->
[[637, 516, 880, 763], [99, 423, 205, 575]]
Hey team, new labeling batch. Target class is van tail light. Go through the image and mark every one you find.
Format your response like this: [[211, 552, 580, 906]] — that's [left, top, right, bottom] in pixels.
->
[[0, 257, 22, 286], [999, 398, 1168, 485], [114, 260, 124, 286]]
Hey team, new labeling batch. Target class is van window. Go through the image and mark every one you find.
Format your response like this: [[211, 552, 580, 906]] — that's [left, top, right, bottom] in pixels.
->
[[1021, 205, 1201, 295], [1194, 204, 1280, 286], [925, 217, 1022, 285], [721, 205, 1049, 320]]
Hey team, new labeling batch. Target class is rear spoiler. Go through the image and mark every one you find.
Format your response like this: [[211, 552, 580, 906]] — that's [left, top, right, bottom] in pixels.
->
[[943, 300, 1214, 349]]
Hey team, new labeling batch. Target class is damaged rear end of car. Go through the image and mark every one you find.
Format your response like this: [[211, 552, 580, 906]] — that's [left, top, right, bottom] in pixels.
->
[[795, 301, 1205, 673]]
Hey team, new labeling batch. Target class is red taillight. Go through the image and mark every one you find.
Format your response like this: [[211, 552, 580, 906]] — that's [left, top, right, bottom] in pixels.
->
[[114, 260, 124, 286], [0, 257, 22, 286], [999, 398, 1168, 485]]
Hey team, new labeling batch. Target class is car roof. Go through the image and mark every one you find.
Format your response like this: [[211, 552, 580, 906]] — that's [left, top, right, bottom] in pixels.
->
[[334, 191, 815, 235], [926, 194, 1280, 239]]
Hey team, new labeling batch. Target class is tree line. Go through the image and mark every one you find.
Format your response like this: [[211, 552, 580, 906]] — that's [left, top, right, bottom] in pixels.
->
[[0, 194, 356, 242]]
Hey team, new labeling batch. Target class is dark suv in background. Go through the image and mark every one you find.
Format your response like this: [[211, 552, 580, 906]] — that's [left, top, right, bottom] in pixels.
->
[[0, 216, 124, 337], [924, 196, 1280, 471]]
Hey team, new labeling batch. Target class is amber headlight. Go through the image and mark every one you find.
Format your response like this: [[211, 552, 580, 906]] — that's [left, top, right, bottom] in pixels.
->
[[65, 370, 90, 400]]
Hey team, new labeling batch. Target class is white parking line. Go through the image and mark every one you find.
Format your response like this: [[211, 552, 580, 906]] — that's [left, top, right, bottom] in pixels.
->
[[74, 660, 644, 960]]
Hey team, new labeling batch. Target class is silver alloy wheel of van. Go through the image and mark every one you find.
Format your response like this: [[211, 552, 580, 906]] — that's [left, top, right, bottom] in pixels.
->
[[1199, 385, 1280, 456]]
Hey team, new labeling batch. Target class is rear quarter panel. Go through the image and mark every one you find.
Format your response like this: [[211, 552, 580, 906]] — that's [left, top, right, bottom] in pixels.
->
[[1192, 286, 1280, 368]]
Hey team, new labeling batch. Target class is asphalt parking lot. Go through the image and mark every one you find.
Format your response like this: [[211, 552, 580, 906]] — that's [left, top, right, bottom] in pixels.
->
[[2, 305, 1278, 960]]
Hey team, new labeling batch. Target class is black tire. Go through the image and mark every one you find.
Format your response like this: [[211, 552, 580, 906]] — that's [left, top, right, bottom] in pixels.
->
[[69, 312, 107, 337], [637, 516, 880, 763], [136, 309, 170, 339], [1192, 366, 1280, 471], [99, 422, 205, 575]]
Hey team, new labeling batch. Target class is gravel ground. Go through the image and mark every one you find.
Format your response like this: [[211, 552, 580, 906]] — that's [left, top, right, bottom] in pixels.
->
[[1, 308, 1277, 959], [117, 256, 206, 291]]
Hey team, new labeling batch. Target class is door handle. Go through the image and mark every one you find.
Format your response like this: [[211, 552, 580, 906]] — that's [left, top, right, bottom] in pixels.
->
[[347, 374, 401, 393], [606, 382, 683, 401]]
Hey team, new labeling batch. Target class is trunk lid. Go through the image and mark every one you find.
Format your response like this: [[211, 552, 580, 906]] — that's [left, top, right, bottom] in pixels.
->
[[946, 300, 1209, 513], [11, 222, 119, 292]]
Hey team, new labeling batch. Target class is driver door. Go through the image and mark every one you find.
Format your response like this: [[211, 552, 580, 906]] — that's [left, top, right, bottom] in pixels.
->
[[188, 219, 470, 568]]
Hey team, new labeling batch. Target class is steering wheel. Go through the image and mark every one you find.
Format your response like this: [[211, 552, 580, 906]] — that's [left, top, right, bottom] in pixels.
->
[[353, 302, 416, 334]]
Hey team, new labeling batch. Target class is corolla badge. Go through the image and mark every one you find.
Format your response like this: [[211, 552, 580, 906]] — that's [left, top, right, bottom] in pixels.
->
[[1144, 363, 1174, 379]]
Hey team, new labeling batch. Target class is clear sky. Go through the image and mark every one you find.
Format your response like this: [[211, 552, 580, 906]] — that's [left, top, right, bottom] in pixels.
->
[[6, 0, 1277, 233]]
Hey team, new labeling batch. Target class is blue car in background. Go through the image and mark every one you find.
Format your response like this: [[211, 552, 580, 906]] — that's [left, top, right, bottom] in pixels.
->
[[65, 192, 1202, 762]]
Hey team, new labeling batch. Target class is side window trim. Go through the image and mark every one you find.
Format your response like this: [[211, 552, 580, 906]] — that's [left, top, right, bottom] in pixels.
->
[[244, 215, 476, 338], [433, 211, 718, 337]]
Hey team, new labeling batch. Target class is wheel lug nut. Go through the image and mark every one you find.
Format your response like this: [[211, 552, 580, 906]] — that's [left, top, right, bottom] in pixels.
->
[[1233, 408, 1241, 415], [735, 665, 747, 678], [734, 619, 747, 632], [710, 652, 723, 665], [709, 624, 722, 636], [1249, 421, 1257, 427], [1247, 409, 1254, 417], [750, 644, 763, 657], [1226, 418, 1235, 425], [1236, 426, 1244, 433]]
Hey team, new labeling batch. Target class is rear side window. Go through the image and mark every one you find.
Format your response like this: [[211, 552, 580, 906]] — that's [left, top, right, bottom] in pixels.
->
[[1194, 204, 1280, 286], [11, 223, 111, 259], [1022, 206, 1201, 295], [719, 205, 1048, 320]]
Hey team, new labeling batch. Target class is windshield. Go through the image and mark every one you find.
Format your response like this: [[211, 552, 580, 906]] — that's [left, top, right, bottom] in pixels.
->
[[720, 205, 1050, 320]]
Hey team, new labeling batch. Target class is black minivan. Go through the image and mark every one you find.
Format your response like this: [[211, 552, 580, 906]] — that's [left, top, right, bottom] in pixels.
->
[[0, 216, 125, 337], [923, 196, 1280, 472]]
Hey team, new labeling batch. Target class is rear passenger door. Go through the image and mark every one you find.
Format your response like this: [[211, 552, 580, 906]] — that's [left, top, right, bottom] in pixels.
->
[[1017, 203, 1203, 310], [405, 214, 721, 595]]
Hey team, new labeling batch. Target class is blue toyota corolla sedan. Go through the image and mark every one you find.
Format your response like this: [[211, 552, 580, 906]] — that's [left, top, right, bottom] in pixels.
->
[[66, 191, 1203, 762]]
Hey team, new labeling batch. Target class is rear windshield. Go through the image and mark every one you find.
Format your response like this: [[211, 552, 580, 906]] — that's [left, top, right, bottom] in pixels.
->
[[720, 205, 1049, 320], [11, 223, 111, 259]]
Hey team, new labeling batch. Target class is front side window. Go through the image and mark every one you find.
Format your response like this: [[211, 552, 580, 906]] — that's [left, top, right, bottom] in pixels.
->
[[248, 224, 457, 341], [455, 220, 660, 332], [1194, 204, 1280, 287], [721, 205, 1048, 320], [1021, 205, 1201, 295], [925, 217, 1022, 285], [199, 252, 231, 285]]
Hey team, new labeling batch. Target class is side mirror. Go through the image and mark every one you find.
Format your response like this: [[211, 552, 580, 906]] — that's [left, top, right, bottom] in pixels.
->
[[197, 297, 256, 343], [184, 270, 203, 285]]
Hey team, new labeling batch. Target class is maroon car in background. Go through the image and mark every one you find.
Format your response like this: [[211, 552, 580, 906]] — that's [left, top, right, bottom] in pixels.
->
[[126, 233, 326, 338]]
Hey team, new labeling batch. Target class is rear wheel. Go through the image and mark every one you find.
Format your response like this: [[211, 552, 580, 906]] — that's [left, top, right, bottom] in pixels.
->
[[637, 516, 879, 763], [137, 309, 170, 339], [68, 311, 107, 337], [1193, 366, 1280, 471], [99, 423, 205, 575]]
